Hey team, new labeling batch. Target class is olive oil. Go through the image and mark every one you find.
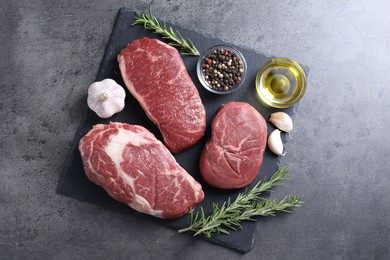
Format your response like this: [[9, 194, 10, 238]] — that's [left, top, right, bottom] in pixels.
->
[[256, 58, 306, 108]]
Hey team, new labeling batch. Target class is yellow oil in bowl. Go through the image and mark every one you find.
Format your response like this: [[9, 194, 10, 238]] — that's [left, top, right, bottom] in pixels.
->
[[256, 58, 306, 108]]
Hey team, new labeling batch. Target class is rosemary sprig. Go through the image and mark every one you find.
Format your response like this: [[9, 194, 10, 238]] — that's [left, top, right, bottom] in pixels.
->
[[178, 167, 303, 238], [132, 6, 200, 56]]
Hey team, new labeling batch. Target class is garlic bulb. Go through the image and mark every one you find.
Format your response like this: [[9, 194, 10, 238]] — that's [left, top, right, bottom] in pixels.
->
[[87, 79, 126, 118], [269, 112, 293, 133], [268, 129, 286, 156]]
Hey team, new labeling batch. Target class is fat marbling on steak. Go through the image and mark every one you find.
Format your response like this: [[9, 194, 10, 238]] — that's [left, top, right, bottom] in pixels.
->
[[117, 37, 206, 153], [78, 122, 204, 219], [199, 102, 267, 189]]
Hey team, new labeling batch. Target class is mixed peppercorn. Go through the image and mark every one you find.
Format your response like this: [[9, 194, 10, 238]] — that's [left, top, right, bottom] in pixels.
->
[[201, 48, 245, 92]]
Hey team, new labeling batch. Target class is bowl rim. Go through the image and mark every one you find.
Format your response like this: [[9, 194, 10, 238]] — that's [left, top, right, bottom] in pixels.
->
[[196, 45, 247, 95]]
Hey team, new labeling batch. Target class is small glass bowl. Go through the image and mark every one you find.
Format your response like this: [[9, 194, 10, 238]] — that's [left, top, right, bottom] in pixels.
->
[[196, 45, 247, 94], [255, 57, 306, 108]]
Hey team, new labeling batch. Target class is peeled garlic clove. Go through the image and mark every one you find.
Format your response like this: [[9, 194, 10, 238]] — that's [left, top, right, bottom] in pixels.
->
[[268, 129, 286, 156], [269, 112, 293, 133]]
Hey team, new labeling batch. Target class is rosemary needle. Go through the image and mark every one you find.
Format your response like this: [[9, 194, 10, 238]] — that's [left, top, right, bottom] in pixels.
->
[[132, 5, 200, 56], [178, 166, 303, 238]]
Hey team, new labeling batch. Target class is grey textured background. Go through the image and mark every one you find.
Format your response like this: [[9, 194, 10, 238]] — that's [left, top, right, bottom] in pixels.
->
[[1, 0, 389, 259]]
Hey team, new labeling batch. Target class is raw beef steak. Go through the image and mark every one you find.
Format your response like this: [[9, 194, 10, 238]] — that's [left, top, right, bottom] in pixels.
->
[[199, 102, 267, 189], [117, 37, 206, 153], [78, 122, 204, 219]]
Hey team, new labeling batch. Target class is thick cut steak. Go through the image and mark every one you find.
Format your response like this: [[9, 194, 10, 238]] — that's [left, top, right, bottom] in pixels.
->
[[199, 102, 267, 189], [78, 122, 204, 219], [117, 37, 206, 153]]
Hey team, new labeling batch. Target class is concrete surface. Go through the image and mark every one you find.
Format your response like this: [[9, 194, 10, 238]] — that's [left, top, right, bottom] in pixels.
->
[[1, 0, 389, 259]]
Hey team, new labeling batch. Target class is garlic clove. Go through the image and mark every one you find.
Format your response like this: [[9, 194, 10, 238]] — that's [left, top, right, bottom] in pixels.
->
[[269, 112, 293, 133], [267, 129, 286, 156]]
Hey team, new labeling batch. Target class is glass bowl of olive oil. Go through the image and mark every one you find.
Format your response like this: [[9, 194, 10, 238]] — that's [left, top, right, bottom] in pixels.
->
[[255, 58, 306, 108]]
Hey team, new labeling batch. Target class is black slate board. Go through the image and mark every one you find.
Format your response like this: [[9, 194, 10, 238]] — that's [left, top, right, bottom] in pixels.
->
[[58, 8, 305, 253]]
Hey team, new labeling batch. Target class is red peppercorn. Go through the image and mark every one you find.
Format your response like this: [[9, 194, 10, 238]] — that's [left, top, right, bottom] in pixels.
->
[[224, 51, 229, 55], [207, 59, 212, 65]]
